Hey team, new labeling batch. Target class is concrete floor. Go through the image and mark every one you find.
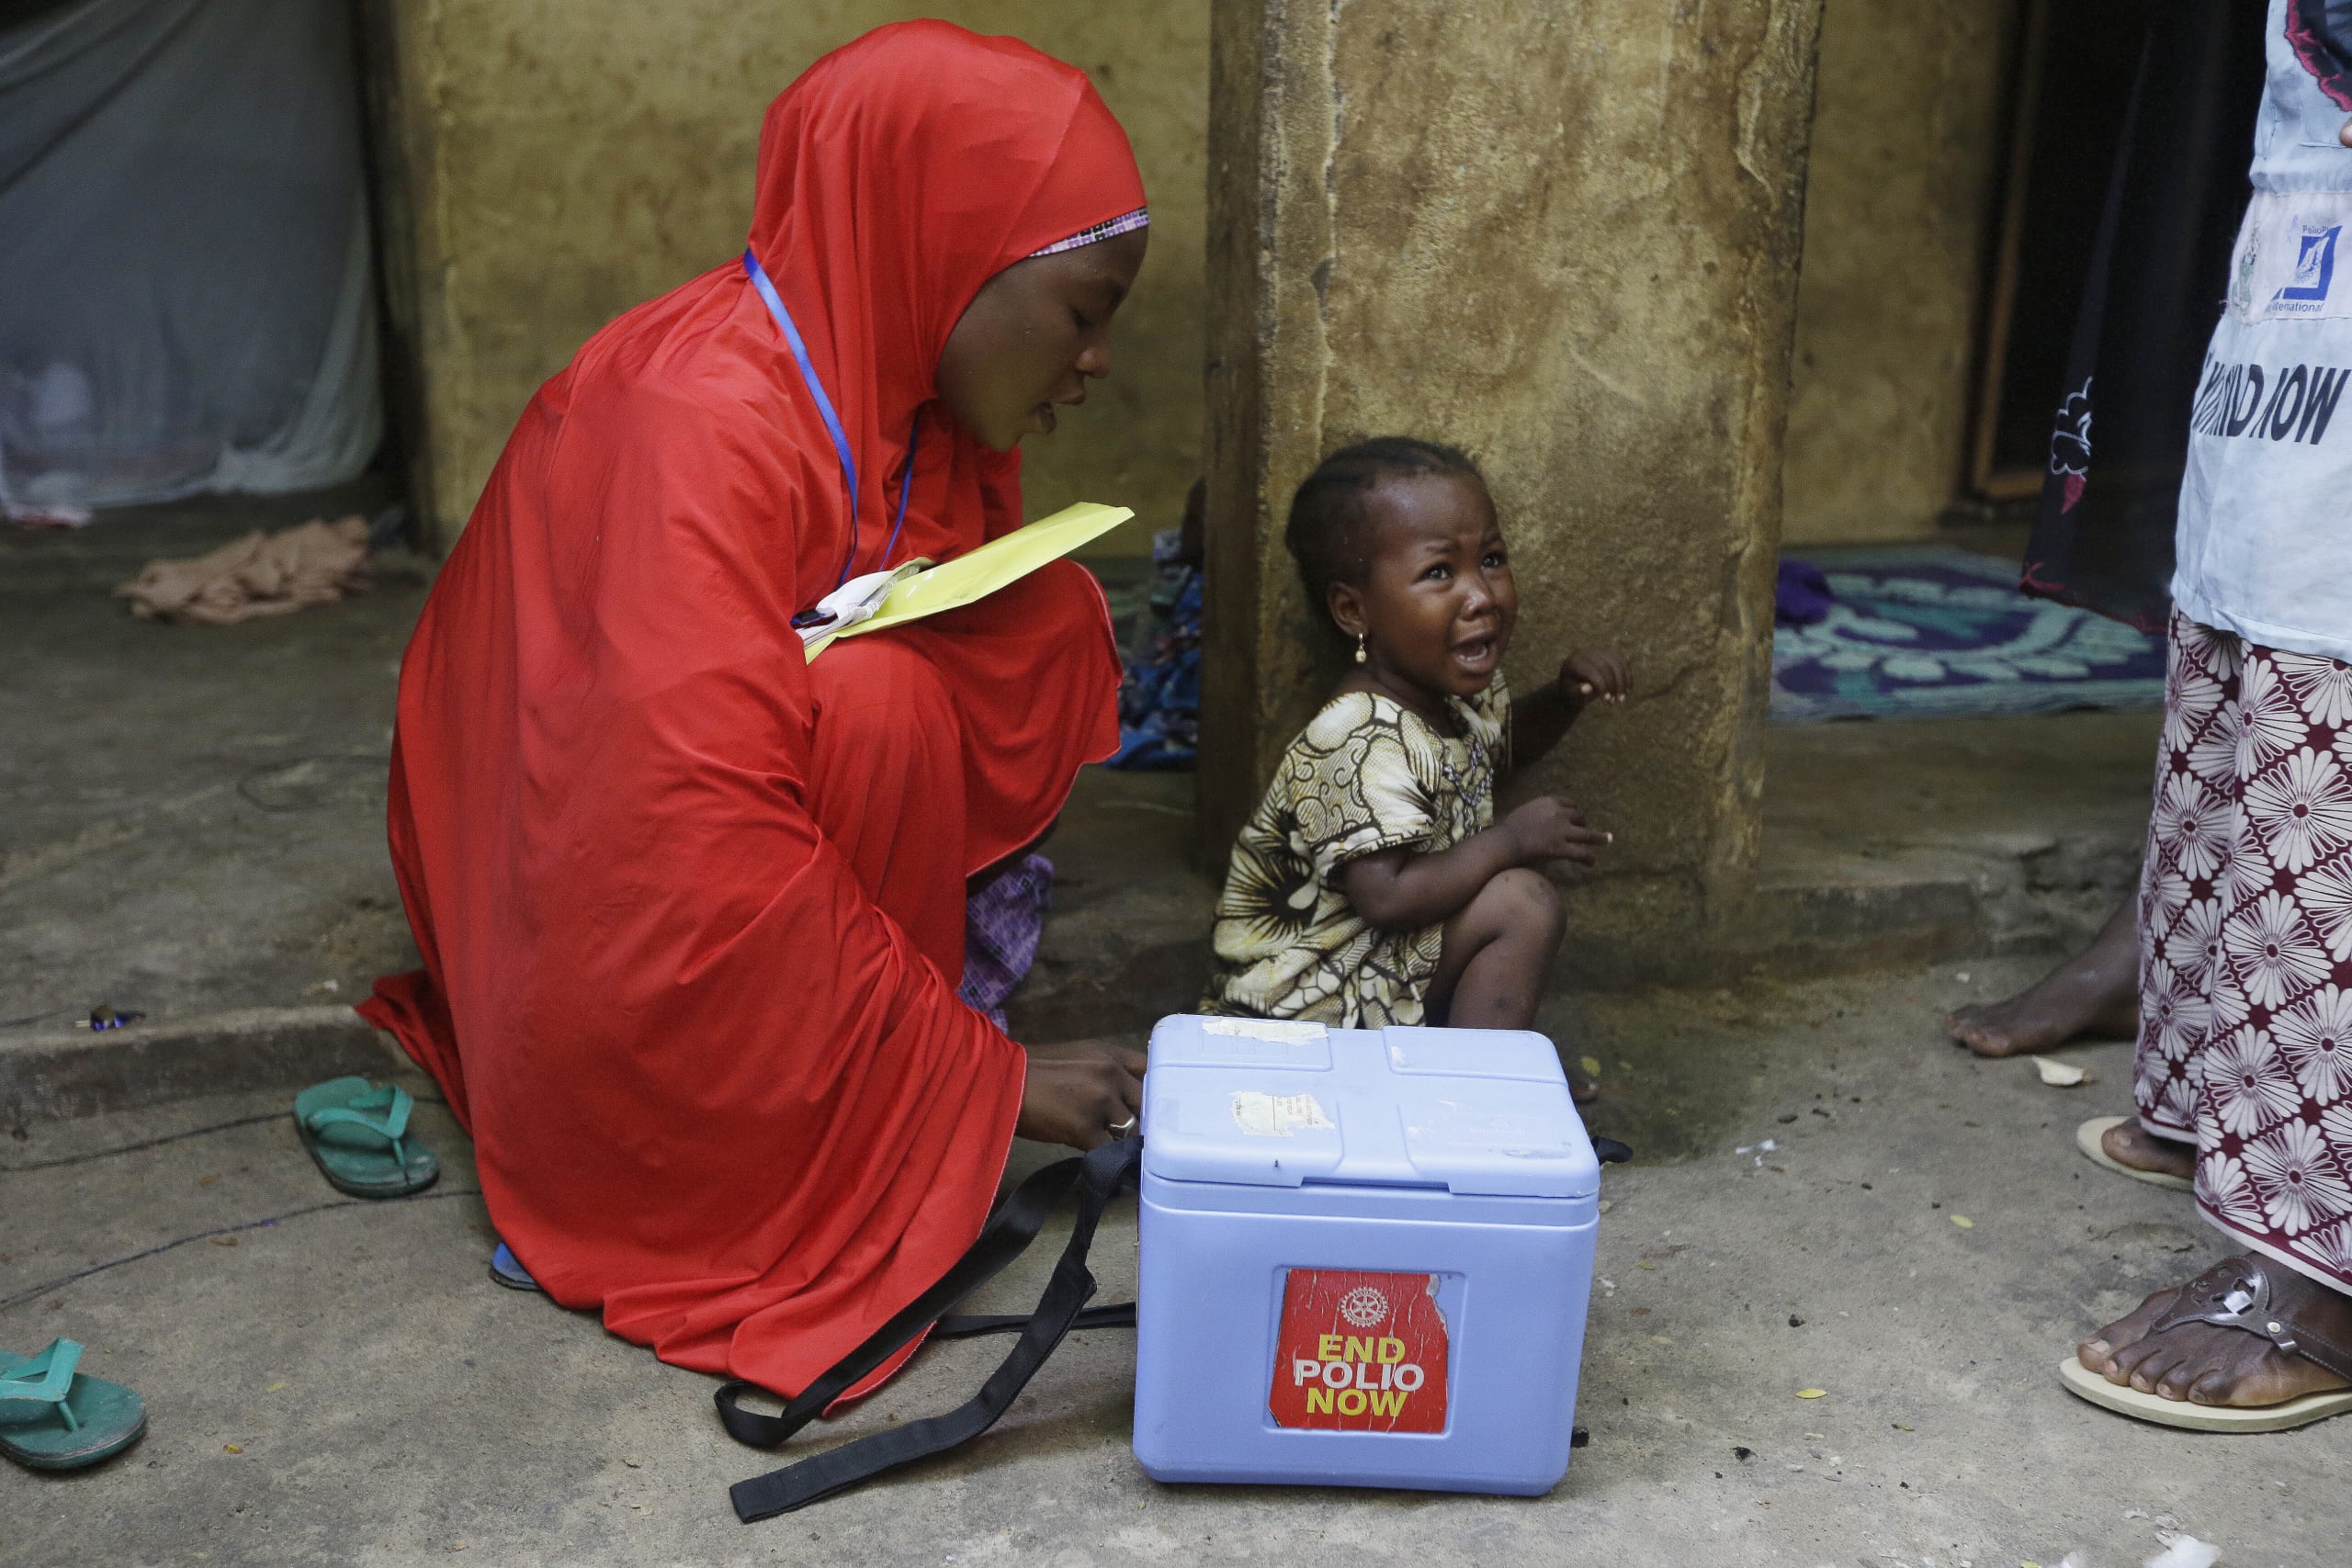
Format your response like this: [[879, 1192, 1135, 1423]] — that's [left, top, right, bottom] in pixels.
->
[[1, 487, 424, 1030], [6, 501, 2338, 1564], [6, 964, 2335, 1567]]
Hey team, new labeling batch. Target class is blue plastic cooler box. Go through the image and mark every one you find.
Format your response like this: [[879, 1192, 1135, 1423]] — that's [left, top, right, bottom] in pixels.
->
[[1132, 1014, 1600, 1495]]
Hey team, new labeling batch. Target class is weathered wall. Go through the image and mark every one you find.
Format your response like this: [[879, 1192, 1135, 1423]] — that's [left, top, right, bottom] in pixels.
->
[[1780, 0, 2017, 545], [375, 0, 1207, 555], [1203, 0, 1825, 977]]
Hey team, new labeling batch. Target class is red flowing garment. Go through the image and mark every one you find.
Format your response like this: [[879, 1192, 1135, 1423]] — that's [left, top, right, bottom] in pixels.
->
[[358, 21, 1141, 1398]]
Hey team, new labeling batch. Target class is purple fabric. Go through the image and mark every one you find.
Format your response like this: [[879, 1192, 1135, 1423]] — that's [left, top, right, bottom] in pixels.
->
[[1776, 558, 1836, 626], [958, 852, 1054, 1030]]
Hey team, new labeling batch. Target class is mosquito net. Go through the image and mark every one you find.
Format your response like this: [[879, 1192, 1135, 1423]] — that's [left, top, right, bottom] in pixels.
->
[[0, 0, 380, 512]]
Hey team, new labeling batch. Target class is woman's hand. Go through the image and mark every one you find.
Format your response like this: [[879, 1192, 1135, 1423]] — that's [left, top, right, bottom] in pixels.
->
[[1016, 1037, 1147, 1150]]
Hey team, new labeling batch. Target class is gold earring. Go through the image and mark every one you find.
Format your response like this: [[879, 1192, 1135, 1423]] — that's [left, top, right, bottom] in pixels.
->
[[1355, 632, 1367, 665]]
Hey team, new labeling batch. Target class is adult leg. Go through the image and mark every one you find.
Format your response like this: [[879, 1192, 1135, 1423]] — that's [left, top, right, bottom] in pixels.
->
[[808, 570, 1143, 1152], [804, 558, 1122, 976], [2078, 628, 2352, 1411], [2104, 610, 2231, 1179], [1946, 887, 2140, 1057], [804, 632, 971, 974], [892, 559, 1124, 876], [1424, 867, 1566, 1032]]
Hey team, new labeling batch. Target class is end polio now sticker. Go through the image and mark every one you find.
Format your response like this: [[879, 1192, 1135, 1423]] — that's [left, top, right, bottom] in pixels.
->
[[1268, 1269, 1450, 1433]]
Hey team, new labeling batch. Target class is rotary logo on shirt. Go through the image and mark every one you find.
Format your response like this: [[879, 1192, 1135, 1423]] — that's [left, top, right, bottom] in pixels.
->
[[2230, 192, 2352, 321]]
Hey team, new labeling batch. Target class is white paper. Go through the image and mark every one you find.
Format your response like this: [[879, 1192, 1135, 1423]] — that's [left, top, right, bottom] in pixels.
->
[[797, 561, 931, 652], [1230, 1090, 1336, 1137], [1204, 1018, 1329, 1043]]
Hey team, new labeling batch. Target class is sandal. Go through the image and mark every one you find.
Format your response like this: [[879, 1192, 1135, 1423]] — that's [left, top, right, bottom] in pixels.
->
[[488, 1238, 540, 1292], [2075, 1115, 2194, 1192], [0, 1338, 147, 1471], [293, 1076, 438, 1198], [2059, 1256, 2352, 1431]]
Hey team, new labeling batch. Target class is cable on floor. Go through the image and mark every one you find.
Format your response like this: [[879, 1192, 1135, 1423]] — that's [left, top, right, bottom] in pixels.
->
[[0, 1095, 449, 1174], [0, 1111, 285, 1172], [0, 1003, 81, 1029], [234, 752, 390, 813], [0, 1188, 484, 1314]]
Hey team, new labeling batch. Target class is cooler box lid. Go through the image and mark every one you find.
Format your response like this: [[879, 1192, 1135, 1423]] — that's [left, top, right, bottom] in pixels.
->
[[1140, 1015, 1600, 1199]]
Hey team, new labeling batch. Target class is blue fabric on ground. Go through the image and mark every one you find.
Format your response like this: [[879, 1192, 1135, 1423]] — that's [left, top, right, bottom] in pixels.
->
[[1770, 546, 2165, 723], [1108, 527, 1201, 770]]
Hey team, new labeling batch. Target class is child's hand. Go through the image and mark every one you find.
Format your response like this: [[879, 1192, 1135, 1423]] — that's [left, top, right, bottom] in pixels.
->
[[1501, 795, 1612, 867], [1559, 649, 1630, 713]]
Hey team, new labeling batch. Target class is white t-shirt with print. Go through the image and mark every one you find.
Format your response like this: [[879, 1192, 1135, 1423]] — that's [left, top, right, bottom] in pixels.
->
[[2173, 0, 2352, 662]]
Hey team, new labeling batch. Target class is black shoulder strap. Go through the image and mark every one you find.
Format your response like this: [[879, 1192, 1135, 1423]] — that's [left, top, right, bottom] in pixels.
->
[[715, 1134, 1143, 1521], [934, 1302, 1136, 1337]]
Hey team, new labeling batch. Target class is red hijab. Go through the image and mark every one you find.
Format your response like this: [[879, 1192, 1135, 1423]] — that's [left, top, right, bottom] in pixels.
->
[[749, 18, 1147, 588], [360, 22, 1145, 1399]]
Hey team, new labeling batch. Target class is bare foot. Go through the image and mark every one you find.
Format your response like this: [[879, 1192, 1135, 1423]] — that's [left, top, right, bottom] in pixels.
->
[[2101, 1118, 2195, 1181], [1947, 891, 2137, 1057], [2078, 1257, 2352, 1407], [2077, 1280, 2181, 1372]]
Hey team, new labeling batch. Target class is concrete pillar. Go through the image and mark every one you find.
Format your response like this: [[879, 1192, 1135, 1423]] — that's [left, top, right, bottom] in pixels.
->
[[1202, 0, 1825, 980]]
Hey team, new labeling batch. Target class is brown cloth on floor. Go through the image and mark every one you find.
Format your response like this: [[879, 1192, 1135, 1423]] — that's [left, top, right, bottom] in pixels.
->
[[116, 515, 370, 625]]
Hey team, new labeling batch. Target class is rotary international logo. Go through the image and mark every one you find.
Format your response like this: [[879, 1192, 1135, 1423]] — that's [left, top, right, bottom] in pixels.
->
[[1338, 1285, 1390, 1328]]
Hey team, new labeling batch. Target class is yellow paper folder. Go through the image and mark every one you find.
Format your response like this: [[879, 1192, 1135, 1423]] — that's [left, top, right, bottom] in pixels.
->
[[804, 502, 1136, 660]]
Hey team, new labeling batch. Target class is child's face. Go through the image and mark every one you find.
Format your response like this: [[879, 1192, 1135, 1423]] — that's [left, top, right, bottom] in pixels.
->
[[1331, 470, 1518, 702]]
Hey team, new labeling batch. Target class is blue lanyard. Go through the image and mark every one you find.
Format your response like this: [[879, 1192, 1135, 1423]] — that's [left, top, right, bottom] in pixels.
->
[[741, 249, 920, 600]]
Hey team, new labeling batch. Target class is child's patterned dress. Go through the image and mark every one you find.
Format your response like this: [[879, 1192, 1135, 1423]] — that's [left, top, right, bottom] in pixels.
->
[[1202, 674, 1510, 1026]]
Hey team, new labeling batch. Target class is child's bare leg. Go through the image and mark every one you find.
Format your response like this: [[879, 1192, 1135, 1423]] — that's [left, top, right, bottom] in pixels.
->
[[1425, 867, 1566, 1032]]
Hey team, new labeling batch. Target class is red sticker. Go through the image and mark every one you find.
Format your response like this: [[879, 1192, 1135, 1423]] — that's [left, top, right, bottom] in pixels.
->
[[1267, 1269, 1450, 1432]]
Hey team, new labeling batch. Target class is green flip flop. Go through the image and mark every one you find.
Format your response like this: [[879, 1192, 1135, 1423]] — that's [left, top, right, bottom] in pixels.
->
[[293, 1076, 438, 1198], [0, 1338, 147, 1471]]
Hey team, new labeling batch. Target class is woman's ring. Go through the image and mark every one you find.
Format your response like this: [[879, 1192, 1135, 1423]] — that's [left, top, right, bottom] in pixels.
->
[[1109, 1114, 1139, 1135]]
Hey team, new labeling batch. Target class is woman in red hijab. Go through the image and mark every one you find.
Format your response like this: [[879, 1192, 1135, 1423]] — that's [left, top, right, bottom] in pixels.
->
[[358, 22, 1151, 1400]]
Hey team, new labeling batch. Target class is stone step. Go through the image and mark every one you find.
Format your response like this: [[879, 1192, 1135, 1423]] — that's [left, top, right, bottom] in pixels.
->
[[6, 823, 2143, 1124], [1728, 829, 2136, 982], [6, 764, 2150, 1122], [0, 1004, 396, 1130]]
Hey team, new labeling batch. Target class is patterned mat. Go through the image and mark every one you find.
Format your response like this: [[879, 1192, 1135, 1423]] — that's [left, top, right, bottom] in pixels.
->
[[1771, 547, 2165, 723]]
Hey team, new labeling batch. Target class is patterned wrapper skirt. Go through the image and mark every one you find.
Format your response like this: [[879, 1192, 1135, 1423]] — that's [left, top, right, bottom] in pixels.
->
[[2138, 610, 2352, 1292]]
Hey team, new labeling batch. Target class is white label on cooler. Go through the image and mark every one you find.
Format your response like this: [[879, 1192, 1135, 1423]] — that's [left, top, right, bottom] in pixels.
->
[[1204, 1018, 1329, 1043], [1229, 1090, 1336, 1137]]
